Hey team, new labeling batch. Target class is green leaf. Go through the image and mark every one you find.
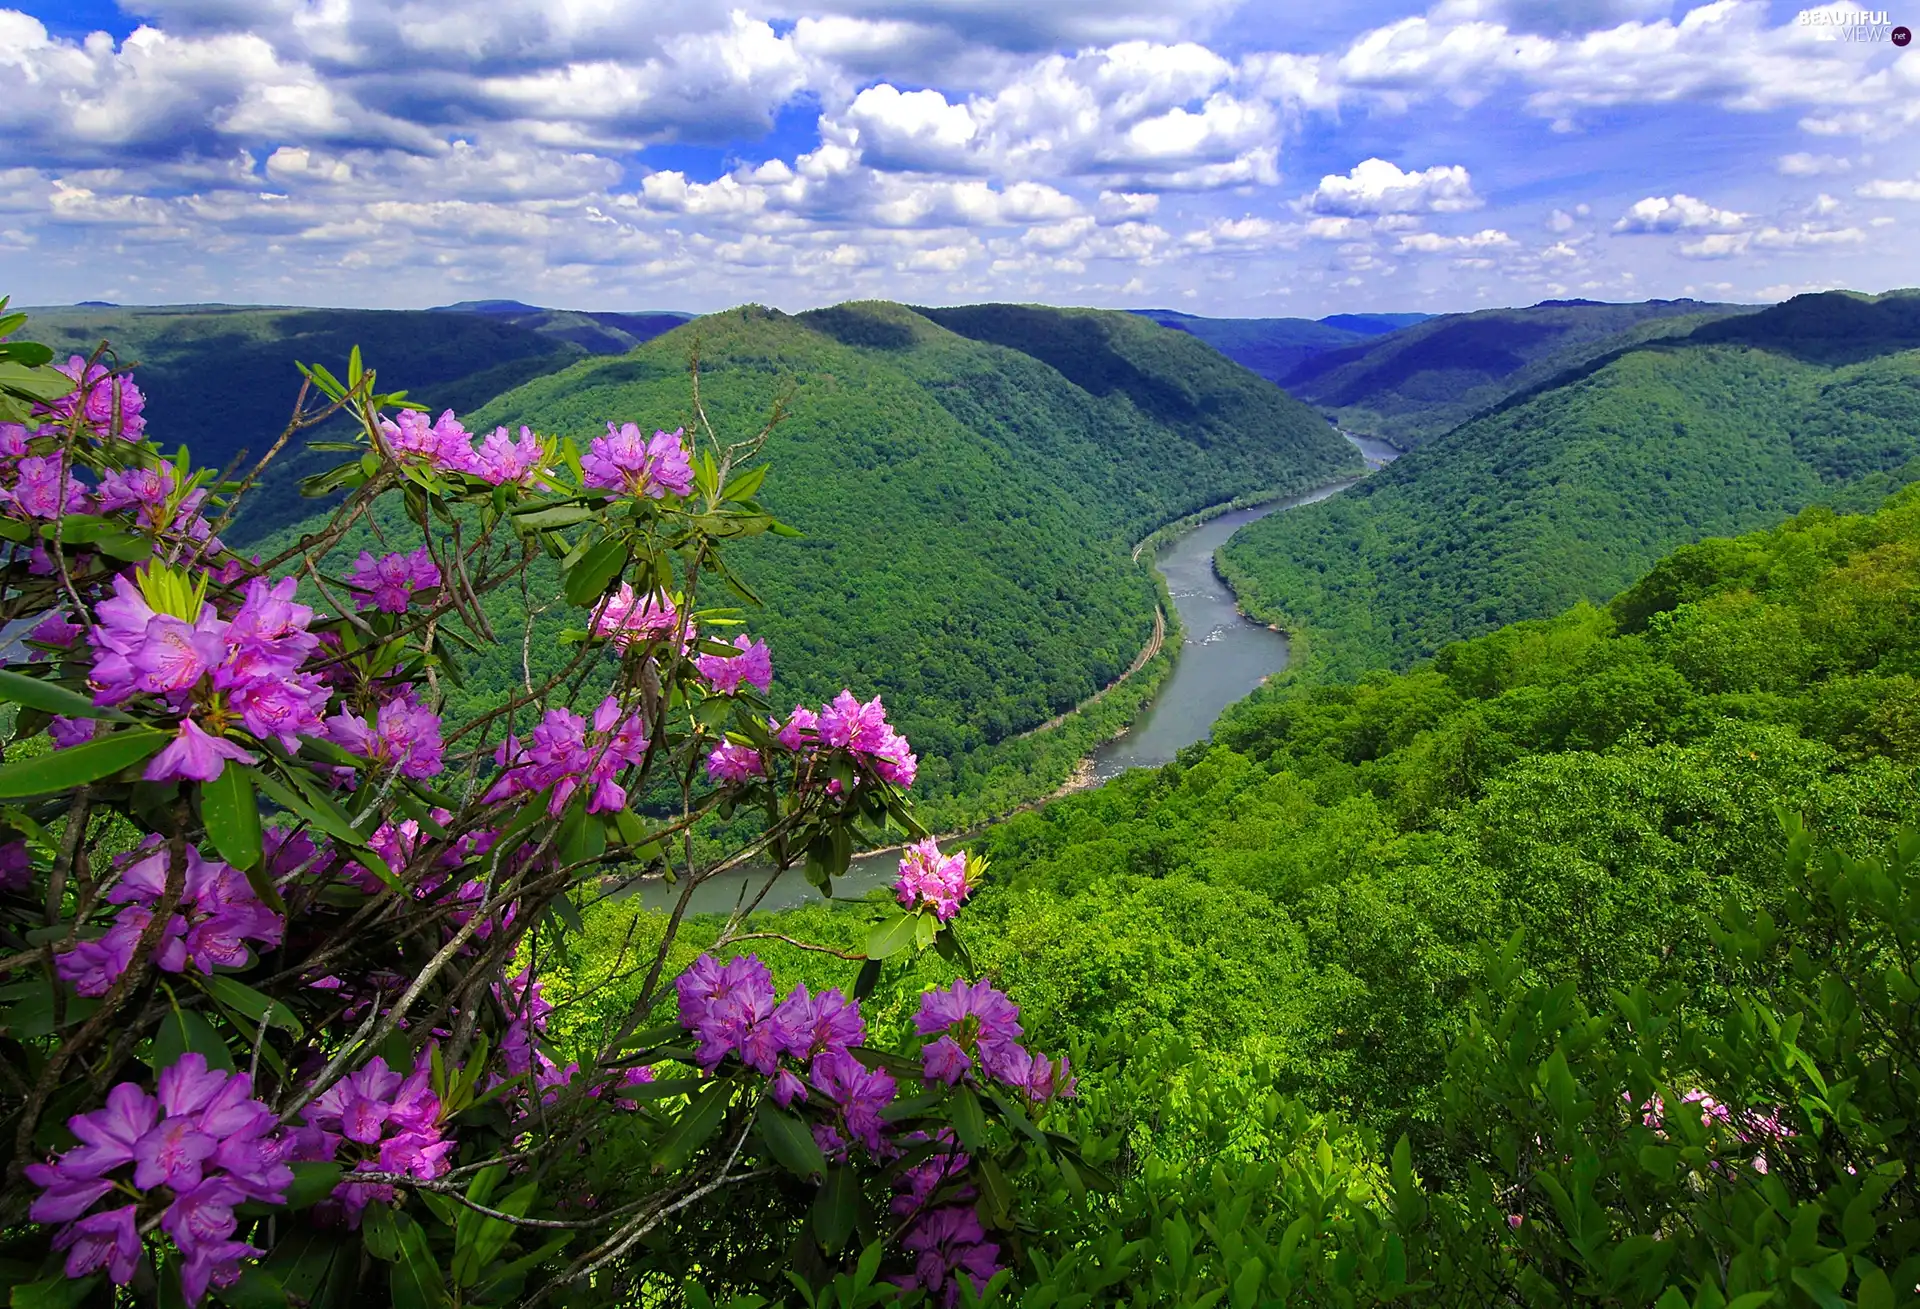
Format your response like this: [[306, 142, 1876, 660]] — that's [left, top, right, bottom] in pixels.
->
[[755, 1100, 828, 1179], [212, 1266, 288, 1309], [10, 1276, 101, 1309], [864, 913, 919, 961], [852, 958, 882, 1001], [285, 1161, 346, 1210], [812, 1167, 858, 1254], [201, 762, 263, 870], [0, 726, 168, 797], [362, 1204, 401, 1262], [653, 1080, 732, 1172], [722, 464, 769, 503], [914, 911, 937, 950], [472, 1234, 573, 1303], [199, 974, 304, 1041], [0, 668, 127, 721], [949, 1085, 987, 1151], [563, 536, 630, 607], [252, 768, 377, 854], [151, 1007, 235, 1074], [511, 504, 596, 531], [556, 801, 606, 868]]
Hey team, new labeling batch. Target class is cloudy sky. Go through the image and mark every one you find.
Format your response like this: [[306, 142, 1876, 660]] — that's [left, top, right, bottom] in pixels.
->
[[1, 0, 1916, 317]]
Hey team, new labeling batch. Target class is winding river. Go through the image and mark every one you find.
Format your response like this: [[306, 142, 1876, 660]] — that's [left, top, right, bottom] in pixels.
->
[[637, 430, 1399, 915]]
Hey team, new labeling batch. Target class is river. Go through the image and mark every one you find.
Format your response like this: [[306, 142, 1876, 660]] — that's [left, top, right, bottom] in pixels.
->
[[635, 430, 1398, 915]]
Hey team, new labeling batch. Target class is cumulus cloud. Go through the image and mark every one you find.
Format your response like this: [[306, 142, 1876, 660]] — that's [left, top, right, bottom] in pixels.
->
[[1856, 174, 1920, 201], [1612, 193, 1746, 233], [1303, 159, 1481, 216]]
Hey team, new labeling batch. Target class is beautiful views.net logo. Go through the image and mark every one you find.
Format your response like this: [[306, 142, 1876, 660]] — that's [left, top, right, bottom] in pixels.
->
[[1796, 6, 1911, 42]]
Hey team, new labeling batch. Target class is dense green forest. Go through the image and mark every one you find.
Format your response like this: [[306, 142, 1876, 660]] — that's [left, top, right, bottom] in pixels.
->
[[1283, 296, 1753, 448], [430, 299, 691, 354], [1221, 289, 1920, 685], [262, 299, 1359, 821], [548, 485, 1920, 1301]]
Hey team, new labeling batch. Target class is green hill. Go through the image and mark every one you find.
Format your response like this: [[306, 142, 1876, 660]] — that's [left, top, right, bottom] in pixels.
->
[[1283, 297, 1754, 448], [430, 300, 691, 354], [268, 300, 1361, 819], [22, 303, 587, 540], [1217, 289, 1920, 686]]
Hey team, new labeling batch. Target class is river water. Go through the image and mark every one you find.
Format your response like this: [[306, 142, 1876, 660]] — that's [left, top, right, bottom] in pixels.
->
[[635, 430, 1398, 916]]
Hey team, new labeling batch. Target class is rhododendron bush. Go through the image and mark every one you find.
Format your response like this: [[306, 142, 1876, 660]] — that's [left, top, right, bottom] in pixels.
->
[[0, 309, 1095, 1306]]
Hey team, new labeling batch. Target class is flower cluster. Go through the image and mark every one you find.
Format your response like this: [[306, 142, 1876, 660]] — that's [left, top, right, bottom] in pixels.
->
[[581, 423, 694, 499], [347, 547, 441, 613], [1627, 1088, 1795, 1174], [696, 633, 773, 696], [56, 842, 283, 996], [895, 839, 971, 921], [591, 583, 686, 652], [486, 695, 649, 816], [327, 685, 445, 779], [675, 955, 893, 1152], [773, 690, 918, 789], [25, 1055, 291, 1303], [916, 979, 1073, 1104], [295, 1057, 450, 1226], [88, 567, 330, 780]]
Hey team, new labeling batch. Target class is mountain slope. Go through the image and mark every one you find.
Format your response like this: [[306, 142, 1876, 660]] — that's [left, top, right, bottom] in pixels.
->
[[1218, 289, 1920, 685], [23, 304, 587, 540], [1283, 297, 1754, 448], [430, 301, 691, 354], [271, 300, 1361, 815], [1123, 309, 1428, 385]]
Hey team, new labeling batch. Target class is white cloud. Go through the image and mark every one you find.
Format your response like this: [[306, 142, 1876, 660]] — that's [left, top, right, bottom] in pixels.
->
[[1303, 158, 1481, 215], [1611, 193, 1745, 233], [1857, 175, 1920, 201], [1777, 152, 1851, 175], [1395, 228, 1516, 252]]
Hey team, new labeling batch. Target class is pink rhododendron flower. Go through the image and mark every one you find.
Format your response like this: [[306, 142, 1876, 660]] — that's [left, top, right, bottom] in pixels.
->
[[705, 740, 763, 784], [895, 839, 970, 922], [591, 583, 684, 652], [146, 718, 257, 783], [472, 425, 549, 486], [697, 633, 773, 695], [327, 686, 444, 779], [347, 547, 440, 613], [581, 423, 693, 499], [485, 695, 646, 815]]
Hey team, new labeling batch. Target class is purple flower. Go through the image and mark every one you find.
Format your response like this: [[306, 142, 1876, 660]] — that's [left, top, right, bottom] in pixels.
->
[[773, 983, 865, 1061], [914, 979, 1031, 1087], [675, 953, 782, 1072], [898, 1206, 1002, 1306], [581, 423, 694, 499], [590, 583, 683, 652], [772, 706, 819, 751], [696, 634, 773, 696], [809, 1048, 895, 1154], [54, 1205, 142, 1286], [56, 844, 280, 993], [472, 425, 549, 486], [705, 741, 764, 785], [301, 1056, 448, 1226], [29, 609, 82, 649], [0, 839, 31, 892], [146, 718, 257, 783], [817, 690, 917, 788], [379, 409, 476, 476], [921, 1036, 972, 1086], [327, 686, 444, 779], [6, 454, 91, 519], [347, 547, 441, 613], [895, 839, 970, 922], [48, 716, 97, 749], [46, 356, 146, 440], [484, 696, 644, 815]]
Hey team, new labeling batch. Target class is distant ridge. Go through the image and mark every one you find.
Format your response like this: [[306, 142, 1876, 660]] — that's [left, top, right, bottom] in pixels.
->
[[428, 300, 692, 355], [1282, 296, 1756, 448], [1124, 308, 1428, 385]]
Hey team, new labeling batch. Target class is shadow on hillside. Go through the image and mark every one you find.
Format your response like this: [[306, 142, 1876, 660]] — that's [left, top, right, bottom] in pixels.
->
[[1685, 291, 1920, 366], [799, 305, 920, 351], [916, 304, 1202, 428]]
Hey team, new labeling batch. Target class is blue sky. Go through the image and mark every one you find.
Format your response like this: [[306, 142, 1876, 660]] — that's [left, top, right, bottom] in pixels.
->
[[0, 0, 1915, 316]]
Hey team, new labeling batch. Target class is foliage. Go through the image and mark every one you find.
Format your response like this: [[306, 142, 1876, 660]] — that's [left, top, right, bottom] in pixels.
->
[[1220, 290, 1920, 684], [19, 304, 592, 543], [1283, 295, 1755, 449], [261, 301, 1359, 825], [0, 310, 1102, 1306]]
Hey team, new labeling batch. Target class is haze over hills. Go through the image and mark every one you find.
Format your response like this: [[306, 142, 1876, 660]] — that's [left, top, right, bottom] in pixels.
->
[[1281, 297, 1757, 449], [262, 299, 1360, 818], [1125, 308, 1429, 385], [1218, 288, 1920, 686], [430, 300, 692, 355]]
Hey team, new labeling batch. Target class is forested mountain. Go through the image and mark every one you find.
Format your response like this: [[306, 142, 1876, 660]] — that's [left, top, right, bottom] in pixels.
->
[[267, 299, 1360, 817], [1283, 296, 1753, 448], [565, 485, 1920, 1299], [430, 299, 691, 354], [1124, 307, 1426, 384], [23, 303, 589, 539], [1220, 288, 1920, 684]]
